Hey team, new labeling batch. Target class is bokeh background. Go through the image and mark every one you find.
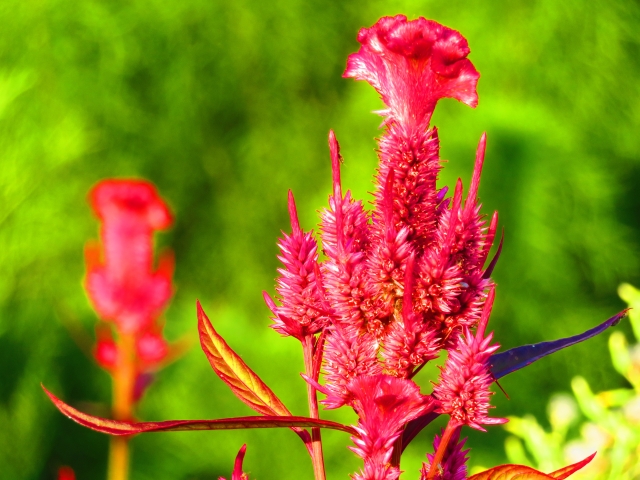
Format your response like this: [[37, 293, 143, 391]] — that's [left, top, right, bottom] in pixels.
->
[[1, 0, 639, 478]]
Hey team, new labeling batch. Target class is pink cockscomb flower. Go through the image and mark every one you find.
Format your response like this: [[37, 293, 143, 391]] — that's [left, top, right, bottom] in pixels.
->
[[85, 179, 175, 413], [316, 13, 498, 405], [84, 179, 177, 480], [265, 191, 329, 340], [344, 15, 478, 126], [432, 288, 507, 431], [348, 375, 433, 480]]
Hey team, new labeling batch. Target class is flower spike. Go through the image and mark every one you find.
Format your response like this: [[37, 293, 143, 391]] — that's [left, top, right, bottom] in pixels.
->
[[464, 133, 487, 217], [329, 130, 344, 253], [219, 444, 250, 480], [421, 427, 469, 480], [270, 191, 328, 339]]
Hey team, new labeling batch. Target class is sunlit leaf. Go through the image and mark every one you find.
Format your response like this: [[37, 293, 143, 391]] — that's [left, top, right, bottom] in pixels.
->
[[42, 385, 355, 436], [197, 301, 291, 416], [490, 310, 627, 379], [468, 454, 595, 479]]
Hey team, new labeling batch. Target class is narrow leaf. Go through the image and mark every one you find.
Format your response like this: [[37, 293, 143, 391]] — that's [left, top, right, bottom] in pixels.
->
[[490, 310, 628, 379], [197, 302, 313, 454], [548, 453, 596, 479], [482, 228, 503, 279], [468, 464, 554, 479], [43, 385, 355, 436], [197, 301, 290, 416], [401, 410, 438, 452], [403, 311, 626, 451], [468, 454, 595, 480]]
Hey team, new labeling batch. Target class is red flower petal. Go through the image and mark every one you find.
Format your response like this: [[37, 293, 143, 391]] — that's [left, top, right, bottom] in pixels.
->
[[344, 15, 479, 126]]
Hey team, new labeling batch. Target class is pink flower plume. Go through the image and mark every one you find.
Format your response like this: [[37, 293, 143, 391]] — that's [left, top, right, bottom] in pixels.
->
[[432, 288, 507, 431], [268, 191, 329, 339], [85, 179, 175, 401]]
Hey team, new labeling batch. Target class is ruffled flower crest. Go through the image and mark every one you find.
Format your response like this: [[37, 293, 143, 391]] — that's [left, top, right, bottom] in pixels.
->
[[344, 15, 479, 127]]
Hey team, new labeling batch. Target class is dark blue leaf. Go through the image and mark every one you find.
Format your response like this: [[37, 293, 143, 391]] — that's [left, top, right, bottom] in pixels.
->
[[490, 309, 627, 379], [402, 309, 627, 451]]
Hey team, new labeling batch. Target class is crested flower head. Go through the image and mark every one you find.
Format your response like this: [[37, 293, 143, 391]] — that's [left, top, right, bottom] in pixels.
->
[[269, 16, 500, 480], [85, 179, 175, 403], [344, 15, 479, 127]]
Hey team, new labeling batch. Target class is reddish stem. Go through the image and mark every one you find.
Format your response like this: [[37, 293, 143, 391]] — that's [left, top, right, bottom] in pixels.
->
[[302, 335, 326, 480], [390, 432, 404, 468], [426, 421, 457, 480]]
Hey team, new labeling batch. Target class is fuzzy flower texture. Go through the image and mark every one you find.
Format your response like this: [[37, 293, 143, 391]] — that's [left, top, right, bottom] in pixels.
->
[[265, 15, 507, 480]]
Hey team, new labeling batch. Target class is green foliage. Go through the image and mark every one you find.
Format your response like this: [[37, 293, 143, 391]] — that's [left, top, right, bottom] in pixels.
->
[[503, 284, 640, 479], [1, 0, 640, 478]]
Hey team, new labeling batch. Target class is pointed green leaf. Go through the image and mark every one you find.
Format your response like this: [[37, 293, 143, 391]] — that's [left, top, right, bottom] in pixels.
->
[[197, 301, 290, 416], [43, 385, 355, 436]]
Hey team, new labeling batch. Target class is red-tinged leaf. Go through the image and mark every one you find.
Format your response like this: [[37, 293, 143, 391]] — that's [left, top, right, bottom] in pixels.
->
[[468, 454, 595, 480], [197, 301, 290, 416], [197, 302, 313, 455], [548, 453, 596, 479], [490, 311, 628, 379], [43, 385, 356, 436], [469, 464, 555, 479]]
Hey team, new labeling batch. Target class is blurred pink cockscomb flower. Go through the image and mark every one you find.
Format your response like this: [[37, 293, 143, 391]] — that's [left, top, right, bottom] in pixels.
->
[[85, 179, 175, 412]]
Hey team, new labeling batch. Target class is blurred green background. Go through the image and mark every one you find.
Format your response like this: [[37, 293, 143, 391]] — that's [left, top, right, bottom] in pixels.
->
[[1, 0, 639, 478]]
